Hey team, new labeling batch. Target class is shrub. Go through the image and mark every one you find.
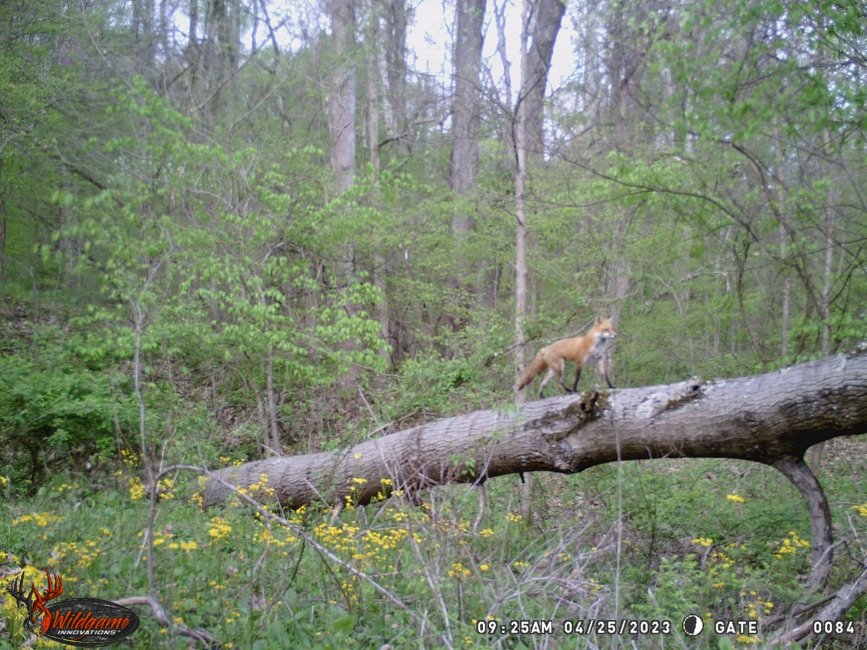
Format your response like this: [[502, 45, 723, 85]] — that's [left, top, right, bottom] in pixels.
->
[[0, 329, 134, 490]]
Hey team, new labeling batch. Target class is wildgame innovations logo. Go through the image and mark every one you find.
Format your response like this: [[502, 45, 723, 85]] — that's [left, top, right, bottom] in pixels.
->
[[7, 569, 140, 647]]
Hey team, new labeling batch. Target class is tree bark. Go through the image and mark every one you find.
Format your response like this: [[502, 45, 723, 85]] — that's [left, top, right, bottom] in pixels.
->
[[363, 9, 392, 367], [521, 0, 565, 158], [328, 0, 361, 391], [448, 0, 485, 220], [188, 0, 198, 46], [133, 0, 155, 72], [365, 9, 381, 179], [329, 0, 357, 196], [382, 0, 408, 149], [443, 0, 486, 337], [514, 0, 532, 523], [811, 127, 838, 470]]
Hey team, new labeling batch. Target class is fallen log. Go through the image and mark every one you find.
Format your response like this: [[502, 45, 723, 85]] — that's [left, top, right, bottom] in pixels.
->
[[202, 350, 867, 643], [204, 351, 866, 586]]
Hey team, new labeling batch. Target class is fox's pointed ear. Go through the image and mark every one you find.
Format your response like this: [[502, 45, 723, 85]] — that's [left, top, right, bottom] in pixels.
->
[[595, 316, 602, 325]]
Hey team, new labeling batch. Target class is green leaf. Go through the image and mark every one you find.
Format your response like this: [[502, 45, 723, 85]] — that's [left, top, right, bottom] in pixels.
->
[[330, 615, 355, 636]]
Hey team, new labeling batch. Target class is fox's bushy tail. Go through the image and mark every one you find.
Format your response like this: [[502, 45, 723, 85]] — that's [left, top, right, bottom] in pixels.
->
[[515, 352, 546, 391]]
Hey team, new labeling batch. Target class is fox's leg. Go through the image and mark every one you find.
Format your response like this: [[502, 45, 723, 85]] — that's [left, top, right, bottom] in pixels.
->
[[538, 368, 557, 398], [571, 364, 583, 392], [598, 360, 615, 389], [552, 358, 573, 393]]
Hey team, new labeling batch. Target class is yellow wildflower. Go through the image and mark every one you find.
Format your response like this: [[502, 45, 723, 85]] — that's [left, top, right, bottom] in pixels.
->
[[12, 512, 62, 527], [129, 477, 145, 501], [774, 531, 809, 559], [448, 562, 472, 580], [208, 517, 232, 541], [157, 477, 175, 501], [736, 634, 760, 645]]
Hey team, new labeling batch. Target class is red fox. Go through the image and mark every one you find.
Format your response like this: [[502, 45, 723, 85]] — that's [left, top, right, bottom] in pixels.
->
[[515, 317, 617, 398]]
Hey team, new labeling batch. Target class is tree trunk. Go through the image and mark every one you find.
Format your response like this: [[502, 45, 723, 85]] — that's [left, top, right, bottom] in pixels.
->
[[158, 0, 169, 80], [328, 0, 361, 391], [329, 0, 357, 196], [514, 0, 531, 523], [365, 10, 381, 179], [265, 344, 281, 455], [0, 198, 5, 284], [363, 7, 392, 368], [780, 222, 791, 358], [811, 132, 838, 470], [198, 0, 240, 119], [383, 0, 408, 150], [449, 0, 485, 200], [444, 0, 485, 337], [133, 0, 155, 72], [521, 0, 565, 158], [188, 0, 198, 50], [771, 122, 791, 359]]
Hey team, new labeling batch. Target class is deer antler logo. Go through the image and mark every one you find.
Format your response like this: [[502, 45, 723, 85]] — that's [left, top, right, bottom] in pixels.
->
[[7, 569, 64, 634]]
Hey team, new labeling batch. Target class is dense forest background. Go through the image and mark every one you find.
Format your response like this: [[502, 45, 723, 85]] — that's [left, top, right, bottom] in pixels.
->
[[1, 0, 866, 647]]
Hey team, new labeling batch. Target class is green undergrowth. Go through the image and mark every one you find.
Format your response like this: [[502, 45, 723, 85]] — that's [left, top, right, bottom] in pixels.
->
[[1, 444, 865, 649]]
